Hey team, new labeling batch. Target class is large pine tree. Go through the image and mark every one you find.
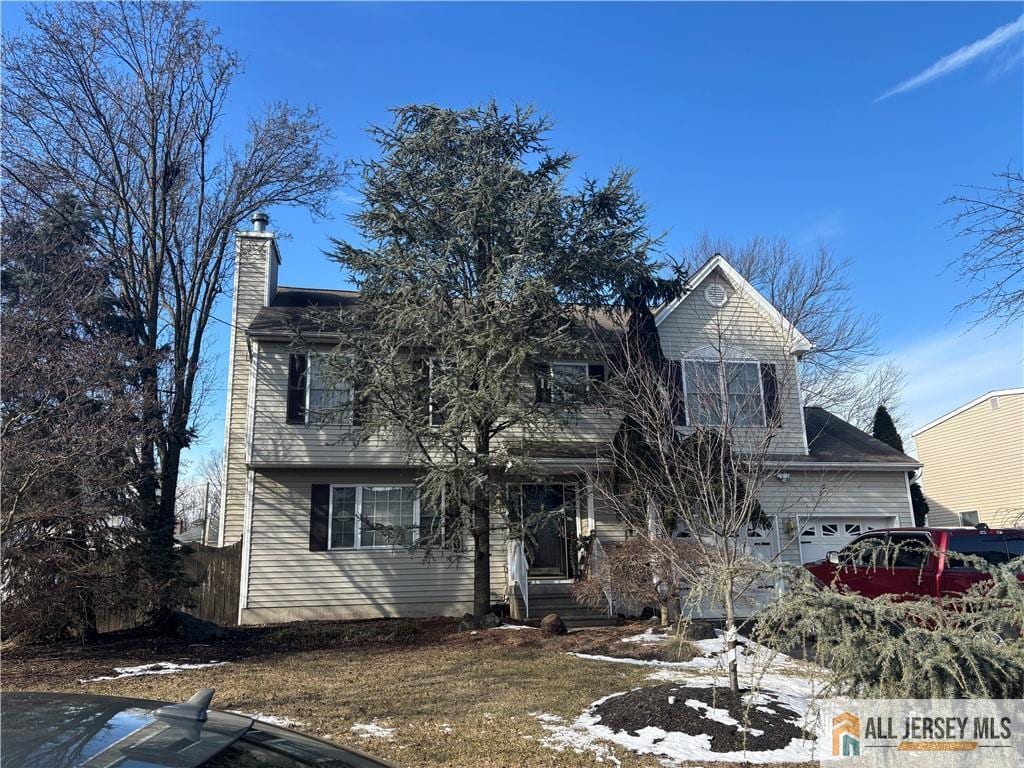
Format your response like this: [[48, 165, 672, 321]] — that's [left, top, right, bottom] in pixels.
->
[[326, 103, 675, 621], [871, 405, 929, 526]]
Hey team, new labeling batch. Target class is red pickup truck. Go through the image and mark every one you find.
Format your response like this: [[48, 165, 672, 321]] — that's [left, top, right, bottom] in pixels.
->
[[804, 525, 1024, 598]]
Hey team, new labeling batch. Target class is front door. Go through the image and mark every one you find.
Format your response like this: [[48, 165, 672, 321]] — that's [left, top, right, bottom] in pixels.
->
[[510, 484, 577, 578]]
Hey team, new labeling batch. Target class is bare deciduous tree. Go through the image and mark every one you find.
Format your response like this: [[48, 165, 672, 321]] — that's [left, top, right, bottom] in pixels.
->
[[947, 169, 1024, 326], [685, 234, 905, 422], [2, 1, 343, 618], [576, 328, 825, 692]]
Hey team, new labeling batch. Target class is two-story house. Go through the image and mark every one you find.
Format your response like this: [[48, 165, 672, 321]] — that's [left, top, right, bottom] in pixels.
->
[[218, 214, 920, 625]]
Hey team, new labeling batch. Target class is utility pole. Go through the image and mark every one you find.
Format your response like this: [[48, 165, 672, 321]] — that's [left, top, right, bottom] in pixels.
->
[[201, 481, 210, 546]]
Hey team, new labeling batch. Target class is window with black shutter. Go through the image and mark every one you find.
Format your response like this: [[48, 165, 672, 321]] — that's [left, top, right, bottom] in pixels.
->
[[533, 363, 552, 404], [287, 354, 308, 424]]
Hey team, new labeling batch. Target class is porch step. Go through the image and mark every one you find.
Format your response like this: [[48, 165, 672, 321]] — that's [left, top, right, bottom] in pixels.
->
[[513, 582, 618, 627]]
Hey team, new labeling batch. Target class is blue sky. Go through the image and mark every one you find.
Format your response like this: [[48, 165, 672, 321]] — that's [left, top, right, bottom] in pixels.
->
[[5, 2, 1022, 470]]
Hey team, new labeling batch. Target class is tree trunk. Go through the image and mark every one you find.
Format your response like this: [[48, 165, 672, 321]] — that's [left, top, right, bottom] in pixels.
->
[[723, 588, 739, 692], [659, 603, 670, 627], [472, 484, 491, 620]]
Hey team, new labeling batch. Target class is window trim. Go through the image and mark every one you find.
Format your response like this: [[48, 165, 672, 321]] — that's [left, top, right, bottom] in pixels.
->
[[681, 357, 767, 428], [327, 483, 420, 550]]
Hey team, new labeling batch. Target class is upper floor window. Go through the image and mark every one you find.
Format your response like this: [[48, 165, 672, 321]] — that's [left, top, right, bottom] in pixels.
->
[[535, 362, 605, 404], [287, 353, 351, 426], [683, 359, 765, 427]]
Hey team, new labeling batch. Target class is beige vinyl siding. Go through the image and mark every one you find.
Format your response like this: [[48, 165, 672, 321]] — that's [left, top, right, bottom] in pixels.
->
[[657, 271, 808, 456], [241, 468, 475, 624], [221, 233, 277, 544], [759, 469, 914, 565], [240, 468, 630, 624], [915, 392, 1024, 528], [249, 342, 620, 467]]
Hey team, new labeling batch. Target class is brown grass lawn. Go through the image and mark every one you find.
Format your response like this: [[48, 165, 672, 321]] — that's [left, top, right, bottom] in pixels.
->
[[1, 619, 812, 767]]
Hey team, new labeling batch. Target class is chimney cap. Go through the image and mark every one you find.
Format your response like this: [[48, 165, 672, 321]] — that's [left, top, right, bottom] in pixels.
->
[[251, 211, 270, 232]]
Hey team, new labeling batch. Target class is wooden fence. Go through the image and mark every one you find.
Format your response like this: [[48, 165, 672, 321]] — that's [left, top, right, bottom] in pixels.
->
[[184, 541, 242, 626], [96, 541, 242, 632]]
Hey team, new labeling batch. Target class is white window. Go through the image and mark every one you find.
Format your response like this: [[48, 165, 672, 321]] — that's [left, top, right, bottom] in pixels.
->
[[307, 356, 351, 425], [821, 523, 840, 537], [329, 485, 419, 549], [958, 510, 980, 526], [550, 362, 589, 404], [683, 360, 765, 427], [845, 523, 864, 536], [800, 525, 817, 540]]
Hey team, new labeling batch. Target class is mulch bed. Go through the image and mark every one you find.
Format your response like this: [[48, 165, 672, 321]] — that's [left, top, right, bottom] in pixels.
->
[[592, 684, 813, 753]]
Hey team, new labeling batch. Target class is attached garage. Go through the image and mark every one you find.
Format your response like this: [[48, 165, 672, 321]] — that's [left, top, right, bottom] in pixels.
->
[[797, 515, 899, 563]]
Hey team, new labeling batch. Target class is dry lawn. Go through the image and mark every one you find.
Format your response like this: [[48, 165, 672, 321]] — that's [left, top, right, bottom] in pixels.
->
[[1, 619, 811, 767]]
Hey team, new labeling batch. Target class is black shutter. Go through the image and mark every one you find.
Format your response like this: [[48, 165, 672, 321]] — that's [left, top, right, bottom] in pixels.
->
[[586, 363, 606, 404], [351, 383, 369, 427], [412, 358, 431, 423], [760, 363, 781, 427], [534, 363, 551, 404], [309, 484, 330, 551], [287, 354, 307, 424], [668, 360, 687, 426]]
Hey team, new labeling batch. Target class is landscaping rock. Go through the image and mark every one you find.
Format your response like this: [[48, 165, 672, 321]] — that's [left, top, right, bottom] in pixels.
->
[[174, 612, 224, 643], [540, 613, 567, 636], [681, 620, 717, 641]]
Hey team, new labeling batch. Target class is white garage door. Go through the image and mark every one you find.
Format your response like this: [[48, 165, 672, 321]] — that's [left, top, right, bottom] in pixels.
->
[[798, 517, 895, 563]]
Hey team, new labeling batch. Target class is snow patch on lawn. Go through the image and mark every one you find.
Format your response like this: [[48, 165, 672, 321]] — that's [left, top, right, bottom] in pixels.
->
[[567, 652, 696, 668], [620, 628, 666, 644], [531, 711, 623, 766], [81, 660, 228, 682], [556, 634, 829, 764], [491, 623, 537, 630], [230, 711, 305, 729], [350, 721, 395, 740]]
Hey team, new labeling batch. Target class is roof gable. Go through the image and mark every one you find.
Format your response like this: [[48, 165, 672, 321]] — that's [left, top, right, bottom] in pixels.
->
[[911, 388, 1024, 437], [654, 254, 813, 355]]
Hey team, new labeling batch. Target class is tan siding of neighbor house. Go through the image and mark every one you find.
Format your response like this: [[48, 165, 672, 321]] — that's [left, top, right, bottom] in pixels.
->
[[220, 232, 277, 545], [914, 391, 1024, 528], [759, 469, 914, 565], [656, 270, 809, 456]]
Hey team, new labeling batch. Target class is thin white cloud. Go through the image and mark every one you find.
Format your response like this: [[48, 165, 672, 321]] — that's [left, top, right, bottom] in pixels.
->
[[893, 321, 1023, 451], [877, 14, 1024, 101]]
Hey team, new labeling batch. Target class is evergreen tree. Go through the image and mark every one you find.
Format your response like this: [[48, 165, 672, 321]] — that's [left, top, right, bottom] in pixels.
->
[[1, 196, 154, 641], [871, 405, 928, 526], [325, 103, 675, 622], [871, 404, 904, 453]]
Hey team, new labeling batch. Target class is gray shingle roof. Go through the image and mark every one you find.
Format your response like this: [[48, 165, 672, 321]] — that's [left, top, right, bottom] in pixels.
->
[[802, 406, 919, 465], [247, 287, 357, 338]]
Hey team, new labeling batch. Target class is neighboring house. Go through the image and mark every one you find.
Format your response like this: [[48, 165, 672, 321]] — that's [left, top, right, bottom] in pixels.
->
[[912, 389, 1024, 528], [218, 215, 920, 625]]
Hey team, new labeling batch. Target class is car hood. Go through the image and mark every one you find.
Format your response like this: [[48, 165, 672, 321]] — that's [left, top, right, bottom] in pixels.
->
[[1, 692, 252, 768]]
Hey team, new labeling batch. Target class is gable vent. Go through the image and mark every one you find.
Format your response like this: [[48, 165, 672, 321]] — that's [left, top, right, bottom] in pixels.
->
[[704, 283, 728, 307], [990, 396, 1000, 410]]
